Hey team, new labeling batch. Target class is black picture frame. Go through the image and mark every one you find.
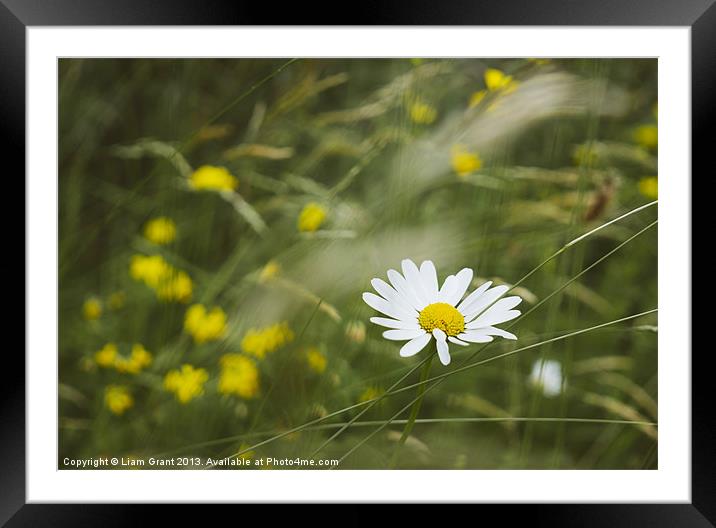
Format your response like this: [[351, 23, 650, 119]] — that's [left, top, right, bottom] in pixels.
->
[[5, 0, 708, 522]]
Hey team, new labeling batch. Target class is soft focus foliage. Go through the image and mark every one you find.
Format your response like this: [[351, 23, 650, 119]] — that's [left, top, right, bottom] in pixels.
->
[[59, 58, 657, 469]]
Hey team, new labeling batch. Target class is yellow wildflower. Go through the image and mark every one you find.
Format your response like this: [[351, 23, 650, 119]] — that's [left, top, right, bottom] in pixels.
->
[[115, 343, 153, 374], [484, 68, 518, 93], [82, 297, 102, 320], [297, 203, 327, 232], [258, 260, 281, 283], [359, 386, 384, 403], [130, 344, 152, 370], [143, 216, 177, 245], [345, 320, 366, 344], [241, 322, 294, 359], [218, 354, 260, 399], [96, 343, 152, 374], [450, 145, 483, 178], [408, 100, 438, 124], [129, 254, 171, 288], [108, 291, 126, 310], [189, 165, 238, 192], [95, 343, 118, 368], [164, 364, 209, 404], [634, 124, 658, 150], [184, 304, 228, 344], [155, 270, 193, 303], [129, 254, 192, 303], [638, 176, 658, 199], [306, 347, 327, 374], [468, 89, 487, 108], [105, 385, 133, 415]]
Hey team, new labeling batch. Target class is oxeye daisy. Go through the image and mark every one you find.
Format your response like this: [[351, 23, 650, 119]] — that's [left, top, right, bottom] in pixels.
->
[[363, 259, 522, 366]]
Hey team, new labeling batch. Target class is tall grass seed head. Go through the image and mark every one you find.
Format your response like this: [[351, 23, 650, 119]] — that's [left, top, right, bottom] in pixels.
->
[[345, 320, 366, 344]]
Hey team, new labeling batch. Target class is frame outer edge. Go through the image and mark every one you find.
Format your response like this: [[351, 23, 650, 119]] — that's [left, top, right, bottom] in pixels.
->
[[0, 0, 27, 527]]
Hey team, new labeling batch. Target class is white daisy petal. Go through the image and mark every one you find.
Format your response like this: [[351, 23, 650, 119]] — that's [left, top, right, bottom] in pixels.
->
[[467, 309, 521, 329], [477, 326, 518, 340], [387, 269, 426, 311], [462, 284, 510, 321], [456, 281, 493, 312], [401, 259, 429, 307], [371, 278, 418, 315], [419, 260, 439, 302], [465, 299, 522, 330], [383, 329, 426, 341], [370, 317, 420, 330], [437, 274, 456, 302], [444, 268, 473, 306], [399, 333, 432, 357], [432, 328, 451, 365], [458, 331, 494, 343], [448, 336, 469, 346], [467, 296, 523, 328], [362, 292, 417, 321]]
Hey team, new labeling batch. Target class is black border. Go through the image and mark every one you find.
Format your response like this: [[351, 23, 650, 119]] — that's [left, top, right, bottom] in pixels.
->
[[6, 0, 709, 522]]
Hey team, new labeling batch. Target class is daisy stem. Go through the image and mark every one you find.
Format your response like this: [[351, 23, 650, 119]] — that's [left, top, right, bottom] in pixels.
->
[[389, 353, 434, 468]]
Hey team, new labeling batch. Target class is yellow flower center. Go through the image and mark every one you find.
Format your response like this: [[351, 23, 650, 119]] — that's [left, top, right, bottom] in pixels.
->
[[418, 302, 465, 336]]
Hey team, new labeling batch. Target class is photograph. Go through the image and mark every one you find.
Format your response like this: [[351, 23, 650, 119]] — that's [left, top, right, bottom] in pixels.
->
[[57, 57, 658, 471]]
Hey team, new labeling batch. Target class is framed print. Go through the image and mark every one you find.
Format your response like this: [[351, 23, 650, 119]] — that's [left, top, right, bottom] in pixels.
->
[[6, 0, 709, 522]]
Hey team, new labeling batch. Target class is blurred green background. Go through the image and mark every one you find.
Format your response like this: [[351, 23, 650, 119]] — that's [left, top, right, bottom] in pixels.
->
[[59, 58, 658, 469]]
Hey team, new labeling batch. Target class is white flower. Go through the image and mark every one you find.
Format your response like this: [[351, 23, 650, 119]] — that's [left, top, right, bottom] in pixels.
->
[[529, 359, 564, 397], [363, 259, 522, 366]]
